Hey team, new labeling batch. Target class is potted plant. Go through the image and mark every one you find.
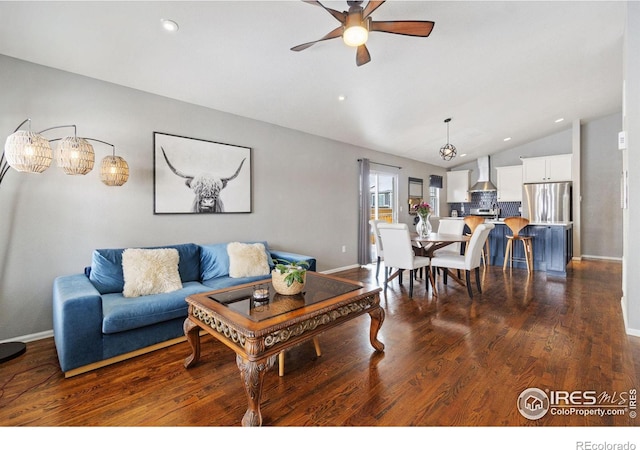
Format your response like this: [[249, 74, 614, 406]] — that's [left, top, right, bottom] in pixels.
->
[[271, 259, 310, 295]]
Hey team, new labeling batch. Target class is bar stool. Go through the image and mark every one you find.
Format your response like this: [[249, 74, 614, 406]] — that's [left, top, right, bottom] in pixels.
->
[[503, 216, 533, 273], [464, 215, 489, 265]]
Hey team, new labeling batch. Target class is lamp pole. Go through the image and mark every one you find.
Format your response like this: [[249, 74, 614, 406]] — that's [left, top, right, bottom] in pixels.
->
[[0, 129, 28, 363]]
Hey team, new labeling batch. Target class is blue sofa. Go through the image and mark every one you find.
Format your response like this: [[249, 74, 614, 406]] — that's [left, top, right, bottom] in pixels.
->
[[52, 241, 316, 377]]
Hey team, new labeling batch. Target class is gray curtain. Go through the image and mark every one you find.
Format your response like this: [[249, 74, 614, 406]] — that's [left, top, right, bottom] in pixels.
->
[[357, 158, 371, 266]]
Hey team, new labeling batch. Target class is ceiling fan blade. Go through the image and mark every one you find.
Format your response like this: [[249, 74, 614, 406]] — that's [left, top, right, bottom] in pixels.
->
[[356, 44, 371, 66], [362, 0, 385, 19], [302, 0, 347, 23], [291, 26, 343, 52], [370, 20, 435, 37]]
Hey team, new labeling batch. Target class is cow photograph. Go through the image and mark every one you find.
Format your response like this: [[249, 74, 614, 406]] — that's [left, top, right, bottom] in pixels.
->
[[153, 132, 251, 214]]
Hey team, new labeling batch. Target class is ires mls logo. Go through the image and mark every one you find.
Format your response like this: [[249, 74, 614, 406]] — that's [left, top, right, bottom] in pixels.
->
[[517, 388, 637, 420], [518, 388, 550, 420]]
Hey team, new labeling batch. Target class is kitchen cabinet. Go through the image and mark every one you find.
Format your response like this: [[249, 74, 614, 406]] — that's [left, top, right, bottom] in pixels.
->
[[446, 170, 470, 203], [488, 222, 572, 276], [496, 165, 523, 202], [522, 154, 572, 183]]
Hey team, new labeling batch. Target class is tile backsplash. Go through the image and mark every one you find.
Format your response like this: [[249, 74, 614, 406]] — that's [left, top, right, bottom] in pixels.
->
[[448, 191, 521, 218]]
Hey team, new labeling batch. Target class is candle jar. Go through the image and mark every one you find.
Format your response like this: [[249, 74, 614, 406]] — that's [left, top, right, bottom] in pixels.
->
[[252, 284, 270, 302]]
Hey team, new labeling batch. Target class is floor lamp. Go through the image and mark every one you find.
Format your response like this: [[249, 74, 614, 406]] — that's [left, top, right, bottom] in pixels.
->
[[0, 119, 130, 363], [0, 150, 28, 363]]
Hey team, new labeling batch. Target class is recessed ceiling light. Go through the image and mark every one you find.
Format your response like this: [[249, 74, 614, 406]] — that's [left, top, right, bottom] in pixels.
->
[[555, 118, 564, 123], [338, 95, 346, 101], [459, 153, 467, 158], [161, 19, 179, 32], [504, 137, 512, 142]]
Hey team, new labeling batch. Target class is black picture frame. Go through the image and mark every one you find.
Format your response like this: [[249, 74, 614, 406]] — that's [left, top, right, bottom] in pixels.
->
[[153, 132, 252, 214]]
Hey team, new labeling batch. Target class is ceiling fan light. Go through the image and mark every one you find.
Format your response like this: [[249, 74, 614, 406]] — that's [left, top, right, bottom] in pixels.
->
[[343, 25, 368, 47]]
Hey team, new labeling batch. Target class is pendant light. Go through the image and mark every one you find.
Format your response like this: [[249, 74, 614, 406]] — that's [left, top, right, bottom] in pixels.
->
[[439, 118, 457, 161]]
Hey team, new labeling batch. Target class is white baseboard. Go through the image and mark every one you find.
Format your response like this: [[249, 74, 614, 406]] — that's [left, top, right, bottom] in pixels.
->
[[621, 295, 640, 337], [321, 264, 361, 274], [581, 254, 623, 262], [0, 329, 53, 344]]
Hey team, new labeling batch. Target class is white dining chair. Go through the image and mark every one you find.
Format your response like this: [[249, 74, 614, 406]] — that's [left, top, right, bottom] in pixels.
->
[[369, 219, 385, 279], [377, 222, 431, 298], [429, 223, 495, 298], [433, 218, 466, 256]]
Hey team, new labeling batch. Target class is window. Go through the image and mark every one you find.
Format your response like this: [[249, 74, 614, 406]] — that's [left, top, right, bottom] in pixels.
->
[[429, 186, 440, 216]]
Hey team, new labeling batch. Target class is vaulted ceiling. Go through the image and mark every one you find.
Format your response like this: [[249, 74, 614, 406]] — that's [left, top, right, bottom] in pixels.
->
[[0, 1, 626, 167]]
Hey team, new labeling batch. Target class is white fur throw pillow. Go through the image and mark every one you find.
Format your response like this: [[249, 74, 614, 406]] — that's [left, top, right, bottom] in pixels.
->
[[122, 248, 182, 298], [227, 242, 270, 278]]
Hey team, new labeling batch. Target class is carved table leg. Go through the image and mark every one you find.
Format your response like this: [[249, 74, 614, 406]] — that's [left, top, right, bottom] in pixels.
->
[[236, 354, 276, 426], [183, 317, 201, 369], [368, 306, 385, 352]]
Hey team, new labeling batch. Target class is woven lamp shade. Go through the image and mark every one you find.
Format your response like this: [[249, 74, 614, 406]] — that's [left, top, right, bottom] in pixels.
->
[[56, 136, 95, 175], [4, 130, 53, 173], [100, 155, 129, 186]]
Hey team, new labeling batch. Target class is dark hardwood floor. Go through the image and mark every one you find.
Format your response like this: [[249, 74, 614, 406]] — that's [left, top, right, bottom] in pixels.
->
[[1, 260, 639, 429]]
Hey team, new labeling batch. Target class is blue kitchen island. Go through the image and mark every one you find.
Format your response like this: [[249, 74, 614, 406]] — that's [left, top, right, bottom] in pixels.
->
[[487, 221, 573, 276]]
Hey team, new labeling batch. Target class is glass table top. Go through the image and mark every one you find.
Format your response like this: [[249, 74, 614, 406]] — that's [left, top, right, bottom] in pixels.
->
[[208, 273, 361, 322]]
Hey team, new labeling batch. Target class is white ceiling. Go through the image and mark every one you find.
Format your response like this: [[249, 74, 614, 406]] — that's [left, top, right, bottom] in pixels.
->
[[0, 0, 626, 168]]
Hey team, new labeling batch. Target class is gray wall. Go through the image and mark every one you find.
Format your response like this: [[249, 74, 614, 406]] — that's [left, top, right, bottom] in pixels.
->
[[622, 1, 640, 334], [581, 112, 623, 258], [0, 55, 446, 340]]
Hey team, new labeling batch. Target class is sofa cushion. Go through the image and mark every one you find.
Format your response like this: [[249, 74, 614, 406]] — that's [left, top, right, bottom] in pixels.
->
[[102, 281, 210, 334], [200, 241, 274, 281], [122, 248, 182, 298], [227, 242, 271, 278], [89, 243, 201, 294]]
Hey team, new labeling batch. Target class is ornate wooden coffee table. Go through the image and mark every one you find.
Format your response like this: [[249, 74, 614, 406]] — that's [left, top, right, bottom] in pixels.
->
[[183, 271, 384, 426]]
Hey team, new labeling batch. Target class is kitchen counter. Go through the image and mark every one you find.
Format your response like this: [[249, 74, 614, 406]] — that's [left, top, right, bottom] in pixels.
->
[[444, 217, 572, 228], [487, 222, 573, 276], [489, 219, 573, 228]]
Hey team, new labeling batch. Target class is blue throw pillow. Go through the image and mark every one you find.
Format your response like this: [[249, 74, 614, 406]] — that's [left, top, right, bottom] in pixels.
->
[[200, 241, 274, 282], [200, 243, 230, 281], [89, 248, 124, 294]]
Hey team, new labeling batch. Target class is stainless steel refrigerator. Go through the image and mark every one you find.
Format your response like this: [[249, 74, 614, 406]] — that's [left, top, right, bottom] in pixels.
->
[[522, 182, 572, 223]]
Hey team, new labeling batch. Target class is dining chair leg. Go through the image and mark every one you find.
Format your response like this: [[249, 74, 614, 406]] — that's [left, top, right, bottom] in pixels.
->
[[442, 269, 449, 285], [475, 267, 482, 293], [409, 270, 414, 298], [428, 265, 438, 297], [375, 257, 381, 279], [465, 270, 473, 298], [384, 267, 389, 294]]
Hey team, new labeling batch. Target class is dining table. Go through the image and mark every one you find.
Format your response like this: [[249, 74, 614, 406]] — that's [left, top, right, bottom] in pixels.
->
[[410, 232, 471, 294]]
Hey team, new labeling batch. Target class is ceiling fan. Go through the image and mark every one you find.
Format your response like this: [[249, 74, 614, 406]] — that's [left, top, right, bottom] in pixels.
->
[[291, 0, 435, 66]]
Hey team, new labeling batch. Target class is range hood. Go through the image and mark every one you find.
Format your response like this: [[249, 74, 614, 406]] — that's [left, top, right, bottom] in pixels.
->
[[469, 155, 497, 192]]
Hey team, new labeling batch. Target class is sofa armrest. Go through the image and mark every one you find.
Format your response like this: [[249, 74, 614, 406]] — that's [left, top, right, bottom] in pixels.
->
[[270, 250, 317, 272], [52, 274, 104, 372]]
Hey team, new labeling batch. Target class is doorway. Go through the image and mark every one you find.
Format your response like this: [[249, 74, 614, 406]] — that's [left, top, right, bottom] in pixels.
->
[[369, 170, 398, 263]]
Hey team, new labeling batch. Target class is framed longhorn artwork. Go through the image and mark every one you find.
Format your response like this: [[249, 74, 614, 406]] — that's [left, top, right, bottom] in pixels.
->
[[153, 132, 252, 214]]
